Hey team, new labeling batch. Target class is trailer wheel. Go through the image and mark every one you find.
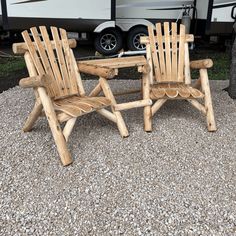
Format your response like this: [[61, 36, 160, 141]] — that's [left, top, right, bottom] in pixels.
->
[[94, 29, 123, 55], [127, 26, 148, 51]]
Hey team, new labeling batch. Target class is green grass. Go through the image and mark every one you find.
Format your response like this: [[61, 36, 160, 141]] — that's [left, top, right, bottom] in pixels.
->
[[208, 53, 230, 80], [190, 50, 230, 80], [0, 57, 26, 77], [0, 49, 231, 80]]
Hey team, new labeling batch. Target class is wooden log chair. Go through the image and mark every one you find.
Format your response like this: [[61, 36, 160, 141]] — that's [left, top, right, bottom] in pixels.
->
[[13, 26, 129, 166], [140, 22, 217, 132]]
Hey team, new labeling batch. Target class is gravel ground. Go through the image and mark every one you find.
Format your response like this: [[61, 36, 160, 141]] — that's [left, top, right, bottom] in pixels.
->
[[0, 80, 236, 236]]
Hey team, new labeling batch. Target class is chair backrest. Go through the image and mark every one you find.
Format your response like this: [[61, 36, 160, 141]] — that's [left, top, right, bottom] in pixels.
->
[[145, 22, 194, 84], [21, 26, 84, 99]]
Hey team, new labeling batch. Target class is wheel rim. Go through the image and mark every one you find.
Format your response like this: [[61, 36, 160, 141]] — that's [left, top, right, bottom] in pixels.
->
[[100, 33, 117, 51], [133, 33, 146, 50]]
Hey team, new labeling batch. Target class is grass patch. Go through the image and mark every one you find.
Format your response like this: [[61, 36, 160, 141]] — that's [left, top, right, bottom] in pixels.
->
[[0, 49, 231, 80], [190, 50, 230, 80], [0, 57, 26, 78]]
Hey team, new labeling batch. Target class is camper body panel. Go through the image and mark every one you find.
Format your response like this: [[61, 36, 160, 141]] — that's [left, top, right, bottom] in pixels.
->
[[1, 0, 115, 32], [116, 0, 194, 21], [212, 4, 235, 22], [196, 0, 235, 35], [209, 0, 236, 35], [6, 0, 111, 19], [116, 0, 235, 35]]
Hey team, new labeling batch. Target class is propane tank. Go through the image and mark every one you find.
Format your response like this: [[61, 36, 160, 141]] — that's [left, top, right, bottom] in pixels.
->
[[181, 5, 191, 34]]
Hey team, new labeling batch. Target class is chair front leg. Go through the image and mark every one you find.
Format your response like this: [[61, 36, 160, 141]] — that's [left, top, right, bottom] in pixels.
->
[[200, 69, 217, 132], [23, 99, 43, 132], [37, 87, 73, 166], [99, 77, 129, 138]]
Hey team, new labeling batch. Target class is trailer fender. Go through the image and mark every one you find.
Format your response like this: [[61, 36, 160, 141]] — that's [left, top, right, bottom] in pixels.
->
[[116, 19, 154, 32], [94, 21, 116, 33]]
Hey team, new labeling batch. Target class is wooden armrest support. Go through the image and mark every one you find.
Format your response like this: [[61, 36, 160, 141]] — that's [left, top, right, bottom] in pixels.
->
[[138, 64, 151, 74], [19, 74, 52, 88], [190, 59, 213, 69], [78, 63, 117, 79]]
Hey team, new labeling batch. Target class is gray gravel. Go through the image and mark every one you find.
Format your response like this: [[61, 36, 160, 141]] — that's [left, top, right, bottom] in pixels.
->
[[0, 80, 236, 236]]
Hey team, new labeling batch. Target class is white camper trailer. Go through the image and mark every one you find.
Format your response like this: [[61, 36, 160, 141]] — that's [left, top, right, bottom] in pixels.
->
[[0, 0, 236, 55]]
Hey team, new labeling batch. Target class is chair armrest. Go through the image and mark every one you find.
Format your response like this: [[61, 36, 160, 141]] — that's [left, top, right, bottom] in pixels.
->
[[78, 63, 117, 79], [19, 75, 52, 88], [190, 59, 213, 69]]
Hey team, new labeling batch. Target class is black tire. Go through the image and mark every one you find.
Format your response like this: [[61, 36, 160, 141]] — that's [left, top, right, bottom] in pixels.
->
[[127, 26, 148, 51], [94, 29, 123, 55]]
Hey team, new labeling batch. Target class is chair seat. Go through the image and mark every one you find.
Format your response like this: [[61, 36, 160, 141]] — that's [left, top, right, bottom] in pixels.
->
[[54, 96, 111, 117], [150, 83, 204, 99]]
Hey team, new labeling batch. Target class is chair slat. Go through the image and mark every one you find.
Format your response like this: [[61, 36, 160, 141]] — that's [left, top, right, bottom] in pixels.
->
[[21, 31, 45, 75], [164, 22, 171, 81], [30, 27, 59, 97], [177, 24, 186, 82], [22, 30, 55, 96], [184, 42, 191, 84], [51, 27, 70, 95], [156, 23, 166, 81], [70, 49, 86, 96], [59, 28, 78, 95], [39, 26, 66, 97], [147, 26, 161, 81], [171, 23, 178, 82]]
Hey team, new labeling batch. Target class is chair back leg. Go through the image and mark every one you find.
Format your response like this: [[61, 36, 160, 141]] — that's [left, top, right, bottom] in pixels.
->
[[23, 100, 43, 132], [63, 118, 77, 142], [99, 77, 129, 138]]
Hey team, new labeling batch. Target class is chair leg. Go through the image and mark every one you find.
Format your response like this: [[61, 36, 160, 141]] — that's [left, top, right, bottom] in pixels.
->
[[151, 99, 167, 116], [63, 118, 77, 142], [142, 72, 152, 132], [200, 69, 217, 132], [89, 83, 102, 97], [23, 100, 43, 132], [99, 77, 129, 138], [144, 106, 152, 132], [37, 88, 73, 166]]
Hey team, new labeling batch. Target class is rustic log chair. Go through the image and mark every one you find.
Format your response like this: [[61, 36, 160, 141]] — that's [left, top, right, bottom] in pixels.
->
[[13, 26, 129, 166], [141, 22, 216, 132]]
